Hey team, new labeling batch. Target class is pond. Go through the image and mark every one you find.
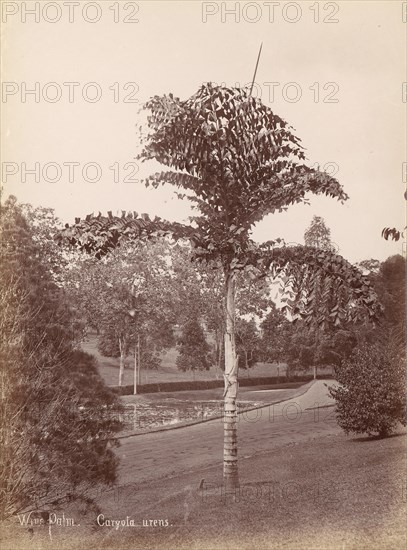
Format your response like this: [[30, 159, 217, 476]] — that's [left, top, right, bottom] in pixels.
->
[[116, 399, 262, 433]]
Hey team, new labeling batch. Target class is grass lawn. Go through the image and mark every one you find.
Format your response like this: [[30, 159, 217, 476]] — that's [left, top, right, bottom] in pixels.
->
[[81, 334, 332, 387], [4, 429, 405, 549]]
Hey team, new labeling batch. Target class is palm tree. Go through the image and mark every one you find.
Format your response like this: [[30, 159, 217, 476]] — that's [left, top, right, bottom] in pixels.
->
[[58, 84, 380, 489]]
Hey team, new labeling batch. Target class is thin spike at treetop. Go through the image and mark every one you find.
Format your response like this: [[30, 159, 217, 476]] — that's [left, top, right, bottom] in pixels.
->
[[249, 43, 263, 97]]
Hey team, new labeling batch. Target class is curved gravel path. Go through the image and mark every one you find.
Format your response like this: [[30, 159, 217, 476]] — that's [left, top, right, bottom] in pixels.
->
[[117, 380, 338, 486]]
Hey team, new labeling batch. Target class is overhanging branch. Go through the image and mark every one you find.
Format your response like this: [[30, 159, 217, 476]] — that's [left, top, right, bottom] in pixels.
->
[[247, 244, 382, 326], [55, 212, 199, 259]]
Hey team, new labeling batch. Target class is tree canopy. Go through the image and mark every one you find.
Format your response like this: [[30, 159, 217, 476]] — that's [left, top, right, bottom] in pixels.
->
[[57, 84, 380, 328]]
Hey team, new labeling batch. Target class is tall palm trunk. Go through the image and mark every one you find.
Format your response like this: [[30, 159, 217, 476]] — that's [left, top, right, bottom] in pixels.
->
[[214, 328, 224, 371], [137, 332, 141, 386], [223, 270, 239, 489], [118, 338, 125, 386], [133, 339, 138, 395]]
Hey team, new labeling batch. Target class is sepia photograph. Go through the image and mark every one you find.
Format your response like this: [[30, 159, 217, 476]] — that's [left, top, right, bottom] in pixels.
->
[[0, 1, 406, 548]]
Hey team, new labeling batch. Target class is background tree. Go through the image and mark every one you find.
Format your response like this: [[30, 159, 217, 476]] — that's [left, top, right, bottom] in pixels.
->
[[355, 258, 381, 275], [66, 241, 176, 386], [0, 198, 122, 519], [285, 325, 357, 376], [19, 202, 84, 287], [302, 215, 336, 376], [97, 280, 136, 386], [176, 318, 211, 372], [304, 215, 335, 251], [235, 318, 261, 370], [372, 255, 405, 329], [58, 84, 380, 489], [315, 329, 358, 367], [168, 243, 228, 372], [168, 243, 272, 373], [260, 303, 292, 364]]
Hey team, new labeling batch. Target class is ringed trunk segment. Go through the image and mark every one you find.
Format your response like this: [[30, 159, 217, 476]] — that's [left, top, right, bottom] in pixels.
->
[[223, 270, 239, 489]]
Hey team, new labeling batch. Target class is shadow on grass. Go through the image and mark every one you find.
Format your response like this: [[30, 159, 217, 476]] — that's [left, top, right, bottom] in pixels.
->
[[351, 430, 407, 443]]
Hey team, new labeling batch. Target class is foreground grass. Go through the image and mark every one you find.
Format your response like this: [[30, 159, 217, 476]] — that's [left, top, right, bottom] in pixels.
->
[[3, 428, 406, 550]]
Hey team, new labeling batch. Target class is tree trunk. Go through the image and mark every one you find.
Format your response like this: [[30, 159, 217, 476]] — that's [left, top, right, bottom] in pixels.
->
[[137, 332, 141, 386], [133, 339, 138, 395], [217, 332, 224, 371], [223, 270, 239, 489], [118, 338, 125, 386]]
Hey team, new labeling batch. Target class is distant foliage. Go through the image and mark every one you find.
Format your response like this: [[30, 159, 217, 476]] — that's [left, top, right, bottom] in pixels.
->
[[65, 241, 176, 385], [287, 326, 357, 371], [19, 201, 70, 284], [329, 336, 406, 437], [176, 319, 211, 371], [260, 304, 292, 363], [304, 215, 334, 251], [236, 318, 261, 369], [374, 255, 405, 329], [99, 331, 161, 371], [138, 346, 161, 371], [316, 330, 358, 366]]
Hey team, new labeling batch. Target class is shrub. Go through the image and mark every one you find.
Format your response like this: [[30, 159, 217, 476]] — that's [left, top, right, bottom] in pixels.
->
[[329, 335, 406, 437], [0, 198, 123, 519]]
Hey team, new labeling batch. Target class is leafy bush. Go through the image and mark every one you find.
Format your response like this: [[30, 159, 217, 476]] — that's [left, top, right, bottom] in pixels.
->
[[329, 335, 406, 437]]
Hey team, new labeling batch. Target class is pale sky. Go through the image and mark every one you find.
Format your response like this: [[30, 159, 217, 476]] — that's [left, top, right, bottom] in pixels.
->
[[1, 0, 406, 263]]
